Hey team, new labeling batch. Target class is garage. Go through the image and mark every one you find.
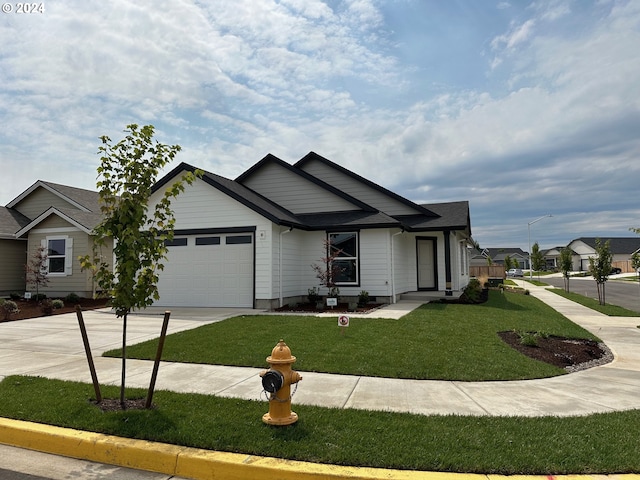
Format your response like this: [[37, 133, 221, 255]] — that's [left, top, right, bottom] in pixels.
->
[[155, 232, 254, 307]]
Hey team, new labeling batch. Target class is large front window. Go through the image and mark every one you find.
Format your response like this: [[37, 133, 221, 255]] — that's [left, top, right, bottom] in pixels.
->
[[329, 232, 359, 285]]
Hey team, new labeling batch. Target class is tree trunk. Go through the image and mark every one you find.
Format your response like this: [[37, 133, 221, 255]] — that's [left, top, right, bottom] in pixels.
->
[[120, 312, 127, 409]]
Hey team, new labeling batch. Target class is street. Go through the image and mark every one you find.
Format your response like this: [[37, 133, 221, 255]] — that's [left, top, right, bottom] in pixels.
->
[[529, 274, 640, 313], [0, 444, 189, 480]]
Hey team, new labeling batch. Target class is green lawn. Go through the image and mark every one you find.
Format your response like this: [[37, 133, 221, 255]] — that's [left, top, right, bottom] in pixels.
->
[[105, 291, 599, 381], [548, 289, 640, 317], [1, 375, 639, 475]]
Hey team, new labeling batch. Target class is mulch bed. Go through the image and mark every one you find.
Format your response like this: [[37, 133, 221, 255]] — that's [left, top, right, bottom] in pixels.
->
[[498, 330, 612, 371], [274, 302, 386, 314], [1, 298, 110, 322]]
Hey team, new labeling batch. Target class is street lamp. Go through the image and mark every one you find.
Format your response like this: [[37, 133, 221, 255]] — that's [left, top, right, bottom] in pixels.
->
[[528, 214, 552, 280]]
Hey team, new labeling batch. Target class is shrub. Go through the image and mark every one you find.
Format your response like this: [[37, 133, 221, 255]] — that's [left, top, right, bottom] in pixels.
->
[[0, 299, 20, 321], [358, 290, 370, 307], [519, 331, 539, 347], [52, 299, 64, 309], [65, 293, 81, 304], [41, 299, 54, 316], [307, 287, 321, 305], [32, 293, 47, 302], [9, 292, 21, 300], [461, 278, 483, 303]]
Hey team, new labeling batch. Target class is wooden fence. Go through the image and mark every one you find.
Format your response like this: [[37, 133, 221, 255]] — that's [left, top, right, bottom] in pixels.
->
[[469, 265, 506, 279]]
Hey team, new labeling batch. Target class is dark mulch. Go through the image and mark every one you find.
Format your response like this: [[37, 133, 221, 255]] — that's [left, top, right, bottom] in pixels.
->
[[274, 302, 385, 314], [498, 330, 612, 371], [92, 397, 150, 412], [2, 298, 110, 322]]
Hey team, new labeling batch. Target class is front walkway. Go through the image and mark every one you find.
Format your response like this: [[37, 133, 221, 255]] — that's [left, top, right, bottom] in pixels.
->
[[1, 285, 639, 417]]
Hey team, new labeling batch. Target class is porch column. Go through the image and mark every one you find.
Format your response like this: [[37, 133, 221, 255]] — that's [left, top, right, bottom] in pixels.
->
[[444, 230, 452, 296]]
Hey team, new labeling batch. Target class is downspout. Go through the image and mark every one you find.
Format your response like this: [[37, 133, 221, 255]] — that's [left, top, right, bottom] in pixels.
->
[[279, 226, 293, 308], [390, 229, 404, 304]]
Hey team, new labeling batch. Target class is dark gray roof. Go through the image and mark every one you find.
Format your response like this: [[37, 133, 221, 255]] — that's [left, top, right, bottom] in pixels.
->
[[574, 237, 640, 254], [0, 207, 30, 237], [40, 181, 102, 212], [394, 201, 470, 232], [154, 160, 471, 234]]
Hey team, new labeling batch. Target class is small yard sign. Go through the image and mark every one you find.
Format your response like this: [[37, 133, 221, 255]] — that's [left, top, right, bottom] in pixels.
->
[[338, 315, 350, 336]]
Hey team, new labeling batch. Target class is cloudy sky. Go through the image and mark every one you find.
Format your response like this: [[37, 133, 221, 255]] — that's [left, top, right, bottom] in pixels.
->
[[2, 0, 639, 251]]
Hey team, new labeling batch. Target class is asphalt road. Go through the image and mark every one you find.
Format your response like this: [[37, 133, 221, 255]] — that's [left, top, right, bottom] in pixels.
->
[[531, 275, 640, 313]]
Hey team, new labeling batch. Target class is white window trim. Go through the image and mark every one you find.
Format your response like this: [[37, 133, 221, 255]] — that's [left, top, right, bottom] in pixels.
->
[[41, 235, 73, 276]]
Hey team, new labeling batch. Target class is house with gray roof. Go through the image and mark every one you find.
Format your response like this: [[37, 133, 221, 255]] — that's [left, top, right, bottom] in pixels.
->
[[1, 181, 110, 297], [149, 152, 473, 308], [565, 237, 640, 272]]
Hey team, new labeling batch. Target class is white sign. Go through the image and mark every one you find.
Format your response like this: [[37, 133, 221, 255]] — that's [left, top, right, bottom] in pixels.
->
[[24, 292, 31, 300], [326, 297, 338, 307], [338, 315, 350, 327]]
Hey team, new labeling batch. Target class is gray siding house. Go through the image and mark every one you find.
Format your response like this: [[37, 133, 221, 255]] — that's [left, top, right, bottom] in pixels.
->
[[149, 152, 473, 308], [1, 181, 108, 297]]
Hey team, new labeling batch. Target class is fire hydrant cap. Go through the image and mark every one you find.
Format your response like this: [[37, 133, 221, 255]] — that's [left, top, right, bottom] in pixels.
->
[[266, 339, 297, 364]]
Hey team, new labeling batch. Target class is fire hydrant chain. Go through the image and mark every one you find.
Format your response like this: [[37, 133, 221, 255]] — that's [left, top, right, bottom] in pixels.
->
[[259, 339, 302, 426], [262, 381, 298, 403]]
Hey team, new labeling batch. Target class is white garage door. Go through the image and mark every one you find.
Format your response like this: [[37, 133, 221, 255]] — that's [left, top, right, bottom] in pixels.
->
[[155, 233, 254, 307]]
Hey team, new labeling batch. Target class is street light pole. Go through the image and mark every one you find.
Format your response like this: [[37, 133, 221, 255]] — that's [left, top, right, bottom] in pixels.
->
[[528, 214, 552, 280]]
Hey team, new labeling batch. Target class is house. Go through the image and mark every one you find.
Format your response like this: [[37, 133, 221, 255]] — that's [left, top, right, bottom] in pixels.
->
[[471, 247, 529, 269], [0, 181, 109, 297], [564, 237, 640, 272], [149, 152, 473, 308]]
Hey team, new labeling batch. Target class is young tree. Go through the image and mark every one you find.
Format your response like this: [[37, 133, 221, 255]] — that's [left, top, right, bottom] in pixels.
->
[[631, 251, 640, 295], [80, 124, 201, 409], [25, 245, 49, 299], [503, 255, 512, 271], [588, 238, 613, 305], [559, 246, 573, 292], [311, 238, 345, 299], [530, 242, 545, 274]]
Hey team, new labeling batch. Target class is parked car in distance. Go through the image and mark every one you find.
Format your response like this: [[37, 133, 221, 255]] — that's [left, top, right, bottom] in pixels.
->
[[610, 267, 622, 275], [507, 268, 523, 277]]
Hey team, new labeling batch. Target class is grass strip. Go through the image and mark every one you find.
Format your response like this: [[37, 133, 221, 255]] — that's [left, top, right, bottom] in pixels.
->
[[106, 291, 598, 381], [0, 375, 638, 475], [548, 289, 640, 317]]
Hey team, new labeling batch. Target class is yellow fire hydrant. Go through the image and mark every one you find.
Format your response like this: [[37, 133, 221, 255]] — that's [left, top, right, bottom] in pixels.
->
[[260, 339, 302, 425]]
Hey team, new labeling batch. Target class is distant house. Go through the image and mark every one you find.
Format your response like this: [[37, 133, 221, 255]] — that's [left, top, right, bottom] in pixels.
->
[[148, 152, 473, 308], [471, 247, 529, 269], [0, 181, 110, 297], [563, 237, 640, 272]]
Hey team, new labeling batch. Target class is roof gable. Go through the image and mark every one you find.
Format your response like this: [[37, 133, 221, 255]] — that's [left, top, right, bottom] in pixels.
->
[[236, 154, 375, 214], [7, 180, 100, 216], [294, 152, 438, 217], [15, 206, 102, 237], [152, 162, 304, 228]]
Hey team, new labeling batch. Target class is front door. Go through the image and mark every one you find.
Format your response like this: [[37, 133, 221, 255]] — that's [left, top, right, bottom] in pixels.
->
[[417, 237, 437, 290]]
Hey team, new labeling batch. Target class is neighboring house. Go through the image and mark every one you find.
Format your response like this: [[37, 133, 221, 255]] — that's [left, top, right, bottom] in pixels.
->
[[1, 181, 109, 297], [149, 152, 473, 308], [472, 248, 529, 269], [564, 237, 640, 272], [542, 246, 572, 270]]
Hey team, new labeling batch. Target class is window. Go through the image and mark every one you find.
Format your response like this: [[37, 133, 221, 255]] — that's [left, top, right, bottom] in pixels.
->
[[226, 235, 252, 245], [329, 232, 358, 284], [196, 236, 221, 245], [165, 238, 188, 247], [43, 236, 72, 275]]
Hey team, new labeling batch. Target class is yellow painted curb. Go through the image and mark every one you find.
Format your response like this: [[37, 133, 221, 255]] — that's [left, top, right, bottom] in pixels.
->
[[1, 418, 640, 480]]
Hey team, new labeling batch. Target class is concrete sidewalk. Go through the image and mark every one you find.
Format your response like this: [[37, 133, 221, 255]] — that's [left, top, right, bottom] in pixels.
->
[[1, 286, 640, 417]]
